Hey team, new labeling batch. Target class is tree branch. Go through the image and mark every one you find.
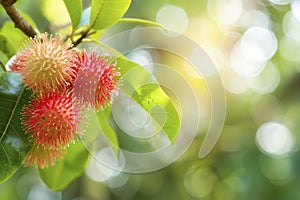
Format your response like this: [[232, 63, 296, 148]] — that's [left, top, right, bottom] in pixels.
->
[[0, 0, 37, 38], [72, 28, 91, 48]]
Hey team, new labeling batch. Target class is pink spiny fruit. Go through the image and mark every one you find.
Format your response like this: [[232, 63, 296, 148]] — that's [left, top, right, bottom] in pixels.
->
[[22, 92, 83, 148], [12, 33, 78, 94], [74, 51, 120, 109], [23, 143, 66, 169]]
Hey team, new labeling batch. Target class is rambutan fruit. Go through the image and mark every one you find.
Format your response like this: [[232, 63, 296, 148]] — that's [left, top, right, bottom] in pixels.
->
[[22, 92, 83, 148], [23, 143, 66, 169], [13, 33, 78, 94], [74, 51, 120, 109]]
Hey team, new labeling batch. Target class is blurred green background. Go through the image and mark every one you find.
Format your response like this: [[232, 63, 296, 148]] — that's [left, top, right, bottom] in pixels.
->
[[2, 0, 300, 199]]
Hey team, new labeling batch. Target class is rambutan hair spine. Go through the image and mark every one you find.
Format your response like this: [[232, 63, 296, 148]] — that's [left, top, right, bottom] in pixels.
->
[[21, 91, 85, 168], [11, 33, 79, 95], [12, 33, 121, 168], [74, 50, 121, 109]]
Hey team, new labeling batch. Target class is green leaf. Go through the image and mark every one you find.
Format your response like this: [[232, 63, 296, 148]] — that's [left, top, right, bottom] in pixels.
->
[[79, 109, 102, 145], [63, 0, 82, 29], [131, 83, 180, 140], [0, 34, 16, 58], [95, 107, 119, 156], [20, 11, 38, 30], [0, 72, 32, 183], [117, 58, 180, 141], [94, 55, 180, 142], [0, 51, 9, 64], [0, 22, 27, 50], [0, 51, 8, 72], [38, 141, 90, 191], [90, 0, 131, 30]]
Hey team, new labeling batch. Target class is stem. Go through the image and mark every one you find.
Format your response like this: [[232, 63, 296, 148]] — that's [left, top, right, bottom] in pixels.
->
[[118, 18, 165, 29], [72, 26, 93, 47], [0, 0, 37, 38]]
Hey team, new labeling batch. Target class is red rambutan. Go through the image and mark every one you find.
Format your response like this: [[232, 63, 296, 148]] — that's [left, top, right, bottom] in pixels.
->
[[23, 143, 66, 169], [22, 92, 83, 148], [74, 51, 120, 109]]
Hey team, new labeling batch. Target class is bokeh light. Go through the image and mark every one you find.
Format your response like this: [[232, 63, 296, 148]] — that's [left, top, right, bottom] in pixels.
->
[[156, 5, 189, 34], [260, 156, 293, 185], [127, 49, 154, 73], [268, 0, 292, 5], [250, 62, 280, 94], [2, 0, 300, 199], [221, 66, 252, 94], [256, 122, 295, 156], [283, 11, 300, 43], [85, 147, 126, 183], [184, 167, 217, 198], [239, 10, 270, 28], [292, 0, 300, 22], [27, 183, 62, 200], [240, 27, 278, 61], [230, 41, 267, 77], [207, 0, 243, 25]]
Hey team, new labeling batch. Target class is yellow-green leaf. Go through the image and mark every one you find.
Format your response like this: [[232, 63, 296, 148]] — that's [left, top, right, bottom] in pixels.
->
[[63, 0, 82, 29], [0, 34, 16, 58], [117, 57, 180, 141], [38, 142, 90, 191], [95, 107, 119, 156], [90, 0, 131, 30]]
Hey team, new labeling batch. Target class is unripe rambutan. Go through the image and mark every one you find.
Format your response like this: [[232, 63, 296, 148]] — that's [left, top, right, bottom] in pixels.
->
[[23, 143, 66, 169], [13, 33, 78, 94], [74, 51, 120, 109], [22, 92, 83, 148]]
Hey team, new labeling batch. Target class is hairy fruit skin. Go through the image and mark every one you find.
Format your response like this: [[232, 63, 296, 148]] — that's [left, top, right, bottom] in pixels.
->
[[15, 34, 121, 168], [22, 92, 83, 149], [23, 143, 66, 169], [12, 33, 78, 94], [74, 51, 120, 109]]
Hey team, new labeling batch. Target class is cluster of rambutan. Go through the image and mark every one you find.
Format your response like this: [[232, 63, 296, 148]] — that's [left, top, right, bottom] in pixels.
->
[[11, 33, 120, 168]]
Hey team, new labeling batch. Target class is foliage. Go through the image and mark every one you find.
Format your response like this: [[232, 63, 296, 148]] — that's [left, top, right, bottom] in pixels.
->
[[0, 0, 180, 191], [0, 73, 32, 183], [1, 0, 300, 200]]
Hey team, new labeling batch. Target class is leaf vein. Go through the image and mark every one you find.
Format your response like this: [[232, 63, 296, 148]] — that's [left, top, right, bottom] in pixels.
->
[[0, 86, 25, 141]]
